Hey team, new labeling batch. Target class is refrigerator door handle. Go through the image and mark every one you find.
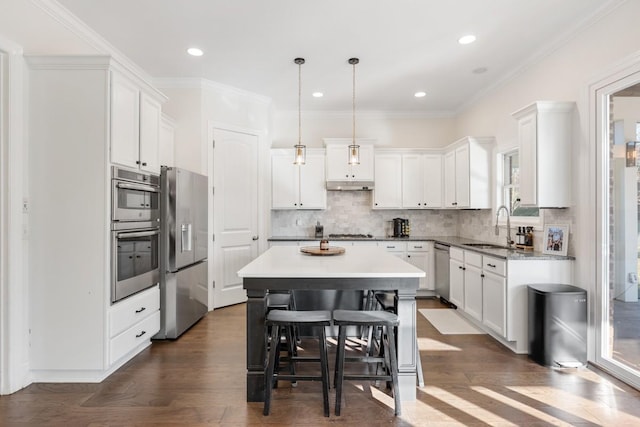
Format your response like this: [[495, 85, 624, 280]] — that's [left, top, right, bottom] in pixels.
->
[[181, 223, 192, 252]]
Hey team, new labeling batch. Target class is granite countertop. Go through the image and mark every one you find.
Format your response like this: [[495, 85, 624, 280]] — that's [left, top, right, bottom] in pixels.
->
[[268, 235, 574, 261]]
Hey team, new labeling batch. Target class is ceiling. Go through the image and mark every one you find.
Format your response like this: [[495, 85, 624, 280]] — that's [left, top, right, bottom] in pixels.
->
[[3, 0, 616, 113]]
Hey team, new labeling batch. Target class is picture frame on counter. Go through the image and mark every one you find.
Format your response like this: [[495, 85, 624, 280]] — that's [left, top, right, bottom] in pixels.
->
[[542, 224, 569, 256]]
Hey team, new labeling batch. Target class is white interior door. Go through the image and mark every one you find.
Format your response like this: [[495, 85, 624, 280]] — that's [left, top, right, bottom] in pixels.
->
[[212, 128, 258, 308]]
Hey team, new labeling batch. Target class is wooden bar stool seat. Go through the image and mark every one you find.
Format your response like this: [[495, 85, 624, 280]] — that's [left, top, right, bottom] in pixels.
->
[[263, 310, 332, 417], [333, 309, 401, 416]]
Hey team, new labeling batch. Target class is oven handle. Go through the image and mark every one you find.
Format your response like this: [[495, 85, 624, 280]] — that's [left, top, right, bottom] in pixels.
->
[[116, 182, 160, 193], [116, 229, 160, 239]]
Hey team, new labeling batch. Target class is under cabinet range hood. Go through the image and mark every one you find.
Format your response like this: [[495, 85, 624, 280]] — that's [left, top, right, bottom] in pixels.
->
[[326, 180, 374, 191]]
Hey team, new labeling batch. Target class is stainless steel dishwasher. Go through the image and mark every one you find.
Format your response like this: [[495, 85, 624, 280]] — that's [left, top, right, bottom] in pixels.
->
[[434, 243, 453, 307]]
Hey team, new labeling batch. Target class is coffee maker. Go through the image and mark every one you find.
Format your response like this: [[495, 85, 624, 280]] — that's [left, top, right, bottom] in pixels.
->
[[392, 218, 410, 237]]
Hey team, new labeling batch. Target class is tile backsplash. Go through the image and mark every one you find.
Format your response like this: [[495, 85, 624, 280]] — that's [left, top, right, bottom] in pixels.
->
[[271, 191, 459, 237], [271, 191, 575, 256]]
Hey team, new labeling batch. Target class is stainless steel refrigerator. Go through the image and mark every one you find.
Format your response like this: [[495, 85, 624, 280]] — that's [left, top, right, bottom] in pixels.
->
[[154, 166, 208, 339]]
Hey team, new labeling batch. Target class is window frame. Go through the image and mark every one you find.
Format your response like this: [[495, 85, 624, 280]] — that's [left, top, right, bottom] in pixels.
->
[[495, 147, 543, 227]]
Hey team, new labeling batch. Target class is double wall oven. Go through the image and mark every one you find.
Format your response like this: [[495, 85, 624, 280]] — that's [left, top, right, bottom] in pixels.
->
[[111, 166, 161, 303]]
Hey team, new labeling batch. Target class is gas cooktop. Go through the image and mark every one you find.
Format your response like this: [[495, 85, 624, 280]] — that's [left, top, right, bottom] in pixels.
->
[[328, 233, 374, 239]]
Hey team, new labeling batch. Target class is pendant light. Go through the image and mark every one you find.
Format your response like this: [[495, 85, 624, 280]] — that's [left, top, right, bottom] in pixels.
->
[[293, 57, 306, 165], [348, 58, 360, 165]]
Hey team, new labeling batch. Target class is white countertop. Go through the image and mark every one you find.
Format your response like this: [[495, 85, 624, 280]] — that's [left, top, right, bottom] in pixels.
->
[[238, 245, 426, 279]]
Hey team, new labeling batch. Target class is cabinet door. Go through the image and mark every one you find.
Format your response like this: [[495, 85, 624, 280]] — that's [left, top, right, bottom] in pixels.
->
[[454, 145, 470, 208], [326, 145, 351, 181], [401, 154, 424, 208], [423, 154, 443, 208], [482, 270, 506, 337], [111, 72, 140, 169], [351, 145, 374, 181], [464, 264, 483, 321], [443, 150, 457, 208], [299, 152, 326, 209], [271, 154, 298, 209], [517, 111, 537, 206], [406, 251, 430, 290], [449, 258, 464, 307], [139, 93, 161, 174], [374, 153, 402, 208]]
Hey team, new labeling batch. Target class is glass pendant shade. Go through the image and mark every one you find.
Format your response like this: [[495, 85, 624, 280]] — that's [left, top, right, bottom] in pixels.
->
[[348, 143, 360, 165], [294, 143, 306, 165]]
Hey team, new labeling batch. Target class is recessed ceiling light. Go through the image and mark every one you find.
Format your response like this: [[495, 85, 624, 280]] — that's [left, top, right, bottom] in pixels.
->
[[187, 47, 204, 57], [312, 92, 324, 98], [414, 91, 427, 98], [473, 67, 488, 74], [458, 35, 476, 45]]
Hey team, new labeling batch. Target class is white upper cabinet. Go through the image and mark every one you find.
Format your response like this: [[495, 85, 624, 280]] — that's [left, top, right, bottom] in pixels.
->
[[512, 101, 574, 207], [443, 137, 493, 209], [111, 71, 163, 174], [324, 139, 374, 186], [373, 153, 402, 209], [402, 153, 443, 209], [271, 149, 326, 210]]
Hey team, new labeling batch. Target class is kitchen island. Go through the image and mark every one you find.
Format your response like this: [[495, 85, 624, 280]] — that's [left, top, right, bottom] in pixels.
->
[[237, 245, 425, 402]]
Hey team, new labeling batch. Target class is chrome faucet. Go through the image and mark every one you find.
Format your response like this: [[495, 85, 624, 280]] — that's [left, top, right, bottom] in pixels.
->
[[495, 205, 512, 248]]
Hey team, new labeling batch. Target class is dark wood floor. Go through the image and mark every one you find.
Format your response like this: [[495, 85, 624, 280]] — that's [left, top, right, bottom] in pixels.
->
[[2, 298, 640, 426]]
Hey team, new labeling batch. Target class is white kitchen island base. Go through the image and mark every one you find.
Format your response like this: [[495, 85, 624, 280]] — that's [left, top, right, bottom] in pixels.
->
[[238, 246, 424, 403]]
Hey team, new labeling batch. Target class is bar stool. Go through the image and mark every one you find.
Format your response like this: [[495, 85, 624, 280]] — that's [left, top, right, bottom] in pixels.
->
[[265, 292, 297, 373], [333, 309, 401, 416], [263, 310, 332, 417], [374, 291, 424, 387]]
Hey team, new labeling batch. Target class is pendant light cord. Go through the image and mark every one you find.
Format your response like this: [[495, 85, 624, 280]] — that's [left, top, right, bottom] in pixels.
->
[[298, 60, 302, 145], [352, 60, 356, 144]]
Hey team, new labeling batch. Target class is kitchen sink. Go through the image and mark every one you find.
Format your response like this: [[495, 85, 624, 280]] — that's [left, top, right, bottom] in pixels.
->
[[463, 243, 510, 250]]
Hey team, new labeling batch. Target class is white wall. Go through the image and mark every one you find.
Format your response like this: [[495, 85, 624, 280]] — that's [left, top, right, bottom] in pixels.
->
[[273, 111, 456, 149], [452, 0, 640, 358]]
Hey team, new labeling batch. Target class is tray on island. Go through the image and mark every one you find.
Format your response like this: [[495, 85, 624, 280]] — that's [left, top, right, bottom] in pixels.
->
[[300, 246, 345, 256]]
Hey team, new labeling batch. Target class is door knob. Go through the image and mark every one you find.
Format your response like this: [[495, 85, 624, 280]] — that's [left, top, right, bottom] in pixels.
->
[[252, 235, 259, 241]]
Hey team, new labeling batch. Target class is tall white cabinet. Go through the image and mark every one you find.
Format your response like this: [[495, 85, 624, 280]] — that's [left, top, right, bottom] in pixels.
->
[[25, 56, 166, 382], [373, 152, 402, 209], [512, 101, 574, 207], [402, 153, 443, 209]]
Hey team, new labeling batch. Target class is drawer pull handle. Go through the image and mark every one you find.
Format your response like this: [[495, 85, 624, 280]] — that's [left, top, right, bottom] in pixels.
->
[[487, 263, 496, 268], [135, 307, 146, 313], [136, 330, 147, 338], [414, 246, 423, 249]]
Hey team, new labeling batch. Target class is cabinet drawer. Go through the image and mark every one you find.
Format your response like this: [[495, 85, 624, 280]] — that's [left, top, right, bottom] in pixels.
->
[[110, 310, 160, 364], [464, 251, 483, 268], [450, 246, 464, 262], [380, 242, 407, 252], [407, 241, 429, 252], [109, 285, 159, 338], [483, 256, 506, 276]]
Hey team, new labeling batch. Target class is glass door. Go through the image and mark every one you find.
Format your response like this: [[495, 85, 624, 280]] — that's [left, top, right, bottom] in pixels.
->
[[596, 70, 640, 389]]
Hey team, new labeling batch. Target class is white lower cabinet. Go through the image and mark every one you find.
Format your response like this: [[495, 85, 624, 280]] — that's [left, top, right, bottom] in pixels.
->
[[108, 285, 160, 364], [449, 247, 465, 307], [452, 247, 572, 354], [463, 251, 483, 322], [482, 270, 507, 336]]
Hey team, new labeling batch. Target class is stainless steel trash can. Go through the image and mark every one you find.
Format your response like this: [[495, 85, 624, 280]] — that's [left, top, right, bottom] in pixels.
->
[[528, 284, 587, 367]]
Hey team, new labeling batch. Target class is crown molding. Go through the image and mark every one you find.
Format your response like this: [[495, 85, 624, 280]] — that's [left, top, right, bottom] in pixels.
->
[[274, 109, 455, 120], [32, 1, 157, 89], [154, 77, 272, 105]]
